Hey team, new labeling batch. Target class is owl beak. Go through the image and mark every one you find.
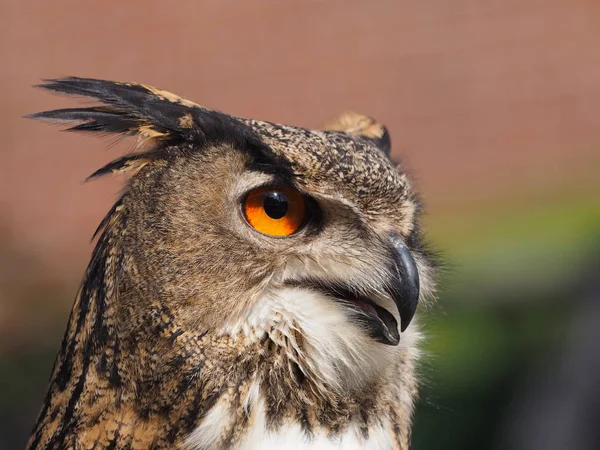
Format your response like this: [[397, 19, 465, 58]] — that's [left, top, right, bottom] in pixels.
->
[[389, 234, 420, 333], [284, 235, 419, 345]]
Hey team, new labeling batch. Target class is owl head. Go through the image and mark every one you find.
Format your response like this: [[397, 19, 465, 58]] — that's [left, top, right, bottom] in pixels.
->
[[31, 78, 436, 392]]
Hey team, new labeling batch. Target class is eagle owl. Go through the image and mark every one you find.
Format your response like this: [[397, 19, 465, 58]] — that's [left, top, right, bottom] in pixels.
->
[[26, 78, 436, 450]]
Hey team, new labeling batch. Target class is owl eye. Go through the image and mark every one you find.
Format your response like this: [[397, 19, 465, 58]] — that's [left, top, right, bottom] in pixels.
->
[[243, 186, 306, 237]]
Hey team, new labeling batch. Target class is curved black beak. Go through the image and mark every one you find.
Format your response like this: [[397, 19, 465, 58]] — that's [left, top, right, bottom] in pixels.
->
[[388, 234, 420, 332], [282, 234, 420, 346]]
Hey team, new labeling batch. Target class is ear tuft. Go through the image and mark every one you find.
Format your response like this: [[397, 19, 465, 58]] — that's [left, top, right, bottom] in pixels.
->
[[27, 77, 206, 150], [29, 77, 288, 180], [323, 111, 391, 156]]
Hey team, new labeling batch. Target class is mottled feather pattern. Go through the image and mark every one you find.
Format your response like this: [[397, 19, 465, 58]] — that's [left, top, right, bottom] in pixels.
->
[[26, 77, 436, 449]]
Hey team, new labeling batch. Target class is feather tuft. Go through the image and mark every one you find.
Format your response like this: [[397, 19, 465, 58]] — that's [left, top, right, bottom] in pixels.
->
[[27, 77, 269, 179], [27, 77, 208, 148]]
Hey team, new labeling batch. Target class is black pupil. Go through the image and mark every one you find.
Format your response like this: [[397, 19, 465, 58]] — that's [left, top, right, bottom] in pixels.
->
[[263, 192, 289, 219]]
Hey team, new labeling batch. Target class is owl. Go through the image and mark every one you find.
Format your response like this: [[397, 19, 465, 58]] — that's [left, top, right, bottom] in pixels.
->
[[26, 78, 436, 450]]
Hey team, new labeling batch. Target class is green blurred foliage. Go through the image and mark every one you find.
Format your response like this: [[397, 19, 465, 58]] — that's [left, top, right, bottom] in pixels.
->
[[411, 191, 600, 449]]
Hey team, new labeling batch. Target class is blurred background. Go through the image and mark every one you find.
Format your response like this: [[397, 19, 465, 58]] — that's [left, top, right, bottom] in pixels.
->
[[1, 1, 599, 449]]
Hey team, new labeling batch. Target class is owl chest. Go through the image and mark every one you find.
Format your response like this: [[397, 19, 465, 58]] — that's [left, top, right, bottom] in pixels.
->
[[236, 422, 394, 450], [183, 393, 395, 450]]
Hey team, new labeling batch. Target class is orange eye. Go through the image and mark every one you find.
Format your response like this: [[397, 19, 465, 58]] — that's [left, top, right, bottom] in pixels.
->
[[243, 186, 306, 237]]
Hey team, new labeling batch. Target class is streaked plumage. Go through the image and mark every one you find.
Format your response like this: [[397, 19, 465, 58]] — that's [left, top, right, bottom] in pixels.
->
[[26, 78, 437, 449]]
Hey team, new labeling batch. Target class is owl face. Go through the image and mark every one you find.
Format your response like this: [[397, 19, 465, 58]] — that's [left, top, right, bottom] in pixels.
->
[[31, 78, 433, 390], [120, 121, 426, 386]]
